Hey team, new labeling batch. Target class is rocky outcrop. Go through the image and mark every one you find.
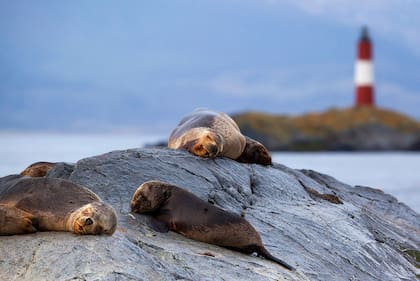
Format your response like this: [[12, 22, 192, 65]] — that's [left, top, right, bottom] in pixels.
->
[[1, 148, 419, 280]]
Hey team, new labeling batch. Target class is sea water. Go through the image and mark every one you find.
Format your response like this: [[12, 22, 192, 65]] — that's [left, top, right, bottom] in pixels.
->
[[0, 132, 418, 213]]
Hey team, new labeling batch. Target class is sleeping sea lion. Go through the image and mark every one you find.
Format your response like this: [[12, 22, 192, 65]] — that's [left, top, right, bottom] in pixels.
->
[[130, 180, 294, 270], [168, 109, 272, 165], [0, 175, 117, 236]]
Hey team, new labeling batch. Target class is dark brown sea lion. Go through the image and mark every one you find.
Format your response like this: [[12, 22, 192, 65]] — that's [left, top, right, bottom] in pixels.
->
[[20, 161, 56, 177], [0, 176, 117, 236], [236, 136, 272, 165], [130, 180, 294, 270]]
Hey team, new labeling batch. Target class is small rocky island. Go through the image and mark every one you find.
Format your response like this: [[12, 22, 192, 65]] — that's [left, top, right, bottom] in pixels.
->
[[1, 148, 419, 280], [233, 106, 420, 151]]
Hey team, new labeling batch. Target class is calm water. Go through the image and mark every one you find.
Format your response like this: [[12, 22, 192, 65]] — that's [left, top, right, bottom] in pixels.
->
[[0, 132, 418, 213]]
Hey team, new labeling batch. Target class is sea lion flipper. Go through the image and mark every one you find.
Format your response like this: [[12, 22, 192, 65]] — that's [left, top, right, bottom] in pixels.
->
[[149, 218, 169, 233], [258, 246, 295, 271], [0, 205, 38, 235]]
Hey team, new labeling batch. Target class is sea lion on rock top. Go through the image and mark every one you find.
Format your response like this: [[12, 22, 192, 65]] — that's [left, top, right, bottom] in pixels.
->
[[168, 109, 272, 165], [0, 176, 117, 236], [168, 109, 246, 160], [130, 180, 295, 270], [21, 161, 56, 177]]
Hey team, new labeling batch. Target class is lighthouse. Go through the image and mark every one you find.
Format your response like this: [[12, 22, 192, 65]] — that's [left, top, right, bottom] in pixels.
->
[[355, 26, 374, 106]]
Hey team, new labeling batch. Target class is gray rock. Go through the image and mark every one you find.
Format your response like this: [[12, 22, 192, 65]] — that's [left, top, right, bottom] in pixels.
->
[[1, 148, 419, 281]]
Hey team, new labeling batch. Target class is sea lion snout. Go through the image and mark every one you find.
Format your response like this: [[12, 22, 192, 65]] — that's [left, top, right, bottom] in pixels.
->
[[130, 194, 151, 213], [194, 131, 223, 158], [256, 146, 272, 166], [202, 142, 219, 158], [131, 181, 170, 213], [71, 202, 117, 235]]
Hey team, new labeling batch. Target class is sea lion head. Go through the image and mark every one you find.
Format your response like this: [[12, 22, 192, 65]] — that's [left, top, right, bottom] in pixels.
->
[[182, 129, 223, 158], [69, 202, 117, 235], [236, 138, 272, 166], [130, 180, 171, 213], [20, 162, 56, 177]]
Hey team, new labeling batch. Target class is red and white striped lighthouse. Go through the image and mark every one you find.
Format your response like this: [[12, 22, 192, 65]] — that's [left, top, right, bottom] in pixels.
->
[[355, 26, 374, 106]]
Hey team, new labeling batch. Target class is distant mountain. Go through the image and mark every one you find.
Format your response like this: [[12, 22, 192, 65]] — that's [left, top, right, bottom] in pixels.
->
[[232, 107, 420, 151]]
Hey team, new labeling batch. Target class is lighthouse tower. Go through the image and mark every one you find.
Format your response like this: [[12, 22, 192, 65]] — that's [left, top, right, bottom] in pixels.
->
[[355, 26, 374, 106]]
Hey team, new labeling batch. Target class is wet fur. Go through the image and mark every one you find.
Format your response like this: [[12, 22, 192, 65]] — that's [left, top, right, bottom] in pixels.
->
[[0, 176, 117, 236], [131, 180, 294, 270]]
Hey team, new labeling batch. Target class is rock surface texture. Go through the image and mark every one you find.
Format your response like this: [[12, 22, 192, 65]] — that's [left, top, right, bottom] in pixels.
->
[[1, 148, 419, 281]]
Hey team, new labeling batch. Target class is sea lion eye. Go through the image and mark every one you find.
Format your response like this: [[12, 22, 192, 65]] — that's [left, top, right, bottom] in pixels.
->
[[85, 218, 93, 226]]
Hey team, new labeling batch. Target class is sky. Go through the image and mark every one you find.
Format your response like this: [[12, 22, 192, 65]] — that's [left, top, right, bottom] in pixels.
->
[[1, 0, 419, 134]]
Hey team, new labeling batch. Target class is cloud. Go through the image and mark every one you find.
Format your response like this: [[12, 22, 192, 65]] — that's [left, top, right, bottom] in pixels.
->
[[262, 0, 420, 58]]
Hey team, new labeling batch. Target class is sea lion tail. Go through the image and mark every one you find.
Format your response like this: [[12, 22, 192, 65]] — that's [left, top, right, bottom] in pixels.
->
[[258, 247, 295, 271]]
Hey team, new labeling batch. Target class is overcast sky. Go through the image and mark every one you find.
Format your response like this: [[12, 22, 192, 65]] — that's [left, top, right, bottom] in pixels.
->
[[1, 1, 419, 133]]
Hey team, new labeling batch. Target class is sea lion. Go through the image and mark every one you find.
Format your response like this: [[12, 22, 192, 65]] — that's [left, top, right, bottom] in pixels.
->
[[236, 136, 272, 166], [0, 176, 117, 236], [130, 180, 295, 270], [168, 109, 272, 165], [168, 109, 246, 160], [21, 161, 56, 177]]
